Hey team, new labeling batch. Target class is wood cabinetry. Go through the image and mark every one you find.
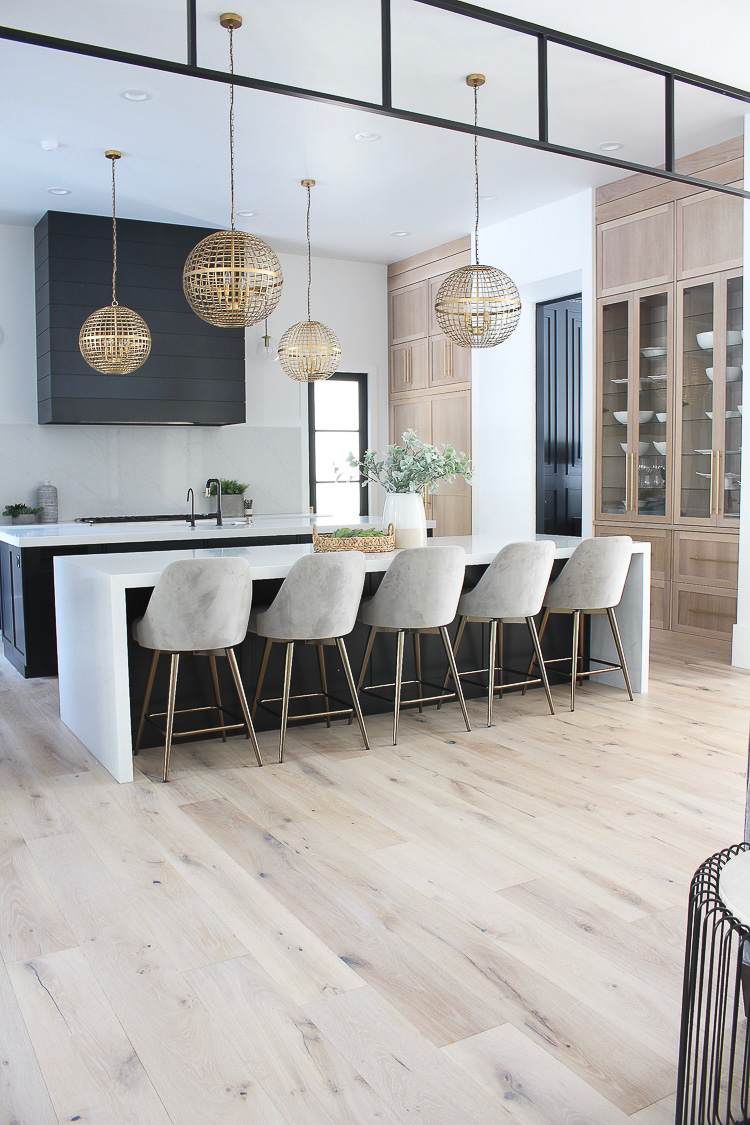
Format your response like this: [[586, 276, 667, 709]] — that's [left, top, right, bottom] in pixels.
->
[[594, 137, 744, 644], [388, 238, 473, 536]]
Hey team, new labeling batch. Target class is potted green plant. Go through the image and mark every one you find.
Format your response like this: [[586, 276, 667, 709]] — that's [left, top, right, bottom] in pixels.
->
[[3, 502, 44, 526], [208, 479, 250, 519], [346, 429, 473, 546]]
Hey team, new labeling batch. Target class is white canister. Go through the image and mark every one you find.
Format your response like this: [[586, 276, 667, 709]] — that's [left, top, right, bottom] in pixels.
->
[[37, 480, 58, 523], [382, 492, 427, 548]]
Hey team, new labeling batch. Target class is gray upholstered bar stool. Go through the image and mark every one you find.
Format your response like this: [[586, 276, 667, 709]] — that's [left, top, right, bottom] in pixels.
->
[[355, 545, 471, 745], [443, 540, 556, 726], [248, 552, 369, 763], [132, 557, 261, 782], [526, 535, 634, 712]]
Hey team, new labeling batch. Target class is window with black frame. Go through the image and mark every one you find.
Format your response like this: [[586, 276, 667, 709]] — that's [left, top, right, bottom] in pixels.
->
[[308, 373, 368, 519]]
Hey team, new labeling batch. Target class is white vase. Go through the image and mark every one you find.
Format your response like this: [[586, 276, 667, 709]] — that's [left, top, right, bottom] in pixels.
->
[[382, 492, 427, 548]]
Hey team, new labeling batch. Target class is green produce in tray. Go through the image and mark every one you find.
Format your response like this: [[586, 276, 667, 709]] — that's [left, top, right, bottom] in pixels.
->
[[331, 526, 385, 538]]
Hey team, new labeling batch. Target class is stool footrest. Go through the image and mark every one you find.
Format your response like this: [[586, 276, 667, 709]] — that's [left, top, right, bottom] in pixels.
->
[[255, 688, 354, 725]]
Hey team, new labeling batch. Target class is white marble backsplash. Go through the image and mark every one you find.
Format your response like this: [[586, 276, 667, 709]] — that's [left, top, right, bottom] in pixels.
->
[[0, 423, 302, 521]]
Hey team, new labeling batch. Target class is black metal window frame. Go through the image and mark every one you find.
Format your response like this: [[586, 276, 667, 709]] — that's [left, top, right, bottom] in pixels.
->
[[308, 372, 369, 518], [2, 0, 748, 200]]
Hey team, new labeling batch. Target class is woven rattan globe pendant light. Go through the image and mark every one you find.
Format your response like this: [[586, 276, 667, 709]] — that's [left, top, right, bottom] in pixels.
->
[[182, 13, 283, 327], [79, 151, 151, 374], [278, 180, 341, 382], [434, 75, 521, 348]]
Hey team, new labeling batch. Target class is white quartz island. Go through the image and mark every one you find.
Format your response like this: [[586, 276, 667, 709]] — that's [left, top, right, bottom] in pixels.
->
[[54, 535, 650, 783]]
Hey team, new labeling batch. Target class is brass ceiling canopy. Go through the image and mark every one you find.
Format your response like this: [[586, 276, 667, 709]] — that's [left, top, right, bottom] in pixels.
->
[[278, 180, 341, 382], [79, 150, 152, 374], [182, 13, 283, 328], [434, 73, 521, 349]]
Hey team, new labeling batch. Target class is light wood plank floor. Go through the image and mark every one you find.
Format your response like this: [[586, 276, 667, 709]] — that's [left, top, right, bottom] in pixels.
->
[[1, 633, 748, 1124]]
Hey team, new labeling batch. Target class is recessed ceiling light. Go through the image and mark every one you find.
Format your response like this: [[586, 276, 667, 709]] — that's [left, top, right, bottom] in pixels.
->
[[599, 141, 623, 152], [391, 231, 410, 237], [121, 89, 152, 102], [354, 131, 380, 142], [40, 138, 59, 151], [236, 210, 256, 217], [47, 187, 71, 195]]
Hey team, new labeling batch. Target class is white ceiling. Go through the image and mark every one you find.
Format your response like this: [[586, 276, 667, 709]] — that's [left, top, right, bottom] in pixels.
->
[[0, 0, 746, 263]]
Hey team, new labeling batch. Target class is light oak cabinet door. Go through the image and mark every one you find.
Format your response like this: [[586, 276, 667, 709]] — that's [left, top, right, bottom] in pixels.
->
[[673, 530, 739, 589], [389, 281, 428, 344], [677, 190, 744, 280], [428, 390, 472, 535], [428, 335, 471, 388], [390, 397, 430, 445], [672, 582, 737, 641], [598, 204, 674, 296], [389, 340, 428, 394]]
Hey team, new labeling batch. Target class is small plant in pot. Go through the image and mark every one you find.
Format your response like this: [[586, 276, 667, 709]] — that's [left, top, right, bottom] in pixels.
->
[[3, 502, 44, 526], [208, 479, 249, 518]]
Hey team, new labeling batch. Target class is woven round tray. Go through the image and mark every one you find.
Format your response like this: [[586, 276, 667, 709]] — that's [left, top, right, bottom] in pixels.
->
[[312, 523, 395, 553]]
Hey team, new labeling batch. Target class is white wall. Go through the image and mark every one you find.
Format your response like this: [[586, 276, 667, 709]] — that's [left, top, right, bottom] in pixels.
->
[[731, 114, 750, 668], [0, 223, 387, 522], [471, 189, 595, 540]]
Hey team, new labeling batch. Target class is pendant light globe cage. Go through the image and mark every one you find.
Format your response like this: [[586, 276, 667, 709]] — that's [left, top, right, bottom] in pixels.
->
[[183, 230, 283, 327], [182, 13, 283, 329], [278, 178, 341, 382], [277, 320, 341, 382], [79, 304, 152, 374], [434, 264, 521, 348], [435, 73, 521, 351], [79, 149, 152, 375]]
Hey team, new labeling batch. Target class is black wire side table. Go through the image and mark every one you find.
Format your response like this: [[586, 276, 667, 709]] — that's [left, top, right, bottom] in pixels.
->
[[677, 844, 750, 1125]]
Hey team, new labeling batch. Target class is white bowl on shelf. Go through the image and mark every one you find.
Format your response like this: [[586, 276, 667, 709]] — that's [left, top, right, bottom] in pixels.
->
[[653, 441, 667, 456], [739, 405, 744, 416], [613, 411, 628, 425], [621, 441, 650, 454], [640, 346, 667, 358], [728, 331, 743, 347], [613, 410, 653, 424], [706, 366, 742, 382], [696, 332, 713, 350], [656, 412, 667, 423], [638, 410, 654, 423]]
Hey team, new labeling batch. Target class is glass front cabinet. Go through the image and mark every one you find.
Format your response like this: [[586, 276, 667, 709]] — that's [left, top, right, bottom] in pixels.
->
[[675, 270, 743, 527], [597, 287, 673, 525]]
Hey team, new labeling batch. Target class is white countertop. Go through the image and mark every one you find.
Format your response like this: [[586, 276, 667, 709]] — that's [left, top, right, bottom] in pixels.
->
[[0, 514, 436, 549], [53, 533, 649, 587]]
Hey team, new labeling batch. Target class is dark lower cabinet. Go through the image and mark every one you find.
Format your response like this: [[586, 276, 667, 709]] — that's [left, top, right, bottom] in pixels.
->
[[1, 544, 24, 662]]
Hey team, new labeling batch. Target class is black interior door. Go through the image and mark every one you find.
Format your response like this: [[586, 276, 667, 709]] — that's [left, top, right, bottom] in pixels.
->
[[536, 296, 583, 535]]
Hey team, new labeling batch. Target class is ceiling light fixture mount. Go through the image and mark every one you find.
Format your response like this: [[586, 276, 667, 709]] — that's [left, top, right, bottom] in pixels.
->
[[354, 131, 380, 142], [47, 187, 70, 195], [599, 141, 623, 151], [278, 179, 341, 382], [121, 89, 152, 101], [434, 73, 521, 349], [79, 150, 152, 374], [182, 13, 283, 328]]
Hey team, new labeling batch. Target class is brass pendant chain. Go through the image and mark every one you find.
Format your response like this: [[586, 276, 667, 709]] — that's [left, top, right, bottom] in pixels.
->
[[306, 182, 312, 322], [229, 25, 235, 231], [473, 82, 479, 266], [110, 154, 118, 306]]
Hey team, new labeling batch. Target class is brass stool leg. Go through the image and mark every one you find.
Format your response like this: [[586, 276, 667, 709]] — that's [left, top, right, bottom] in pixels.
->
[[523, 608, 550, 695], [440, 626, 472, 733], [252, 638, 273, 720], [526, 616, 555, 715], [393, 630, 405, 746], [336, 637, 370, 751], [487, 619, 498, 727], [606, 607, 634, 701], [577, 614, 585, 685], [208, 654, 227, 743], [134, 649, 159, 755], [163, 653, 180, 783], [438, 615, 466, 708], [498, 621, 504, 699], [317, 644, 331, 728], [279, 642, 294, 763], [570, 610, 581, 712], [413, 633, 423, 713], [226, 648, 263, 766], [350, 626, 377, 725]]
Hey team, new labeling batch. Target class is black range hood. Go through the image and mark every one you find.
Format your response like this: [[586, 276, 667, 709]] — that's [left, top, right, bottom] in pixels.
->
[[34, 211, 246, 426]]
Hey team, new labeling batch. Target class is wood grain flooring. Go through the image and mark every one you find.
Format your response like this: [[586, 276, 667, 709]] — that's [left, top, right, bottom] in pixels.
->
[[0, 632, 748, 1124]]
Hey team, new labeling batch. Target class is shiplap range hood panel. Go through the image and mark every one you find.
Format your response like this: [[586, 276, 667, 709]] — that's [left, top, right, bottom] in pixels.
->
[[35, 211, 246, 425]]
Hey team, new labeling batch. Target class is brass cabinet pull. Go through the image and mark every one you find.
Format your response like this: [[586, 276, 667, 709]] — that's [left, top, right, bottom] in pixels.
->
[[404, 349, 410, 384], [709, 450, 715, 514], [715, 449, 722, 516], [631, 451, 637, 512], [444, 340, 451, 379], [625, 452, 630, 511]]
